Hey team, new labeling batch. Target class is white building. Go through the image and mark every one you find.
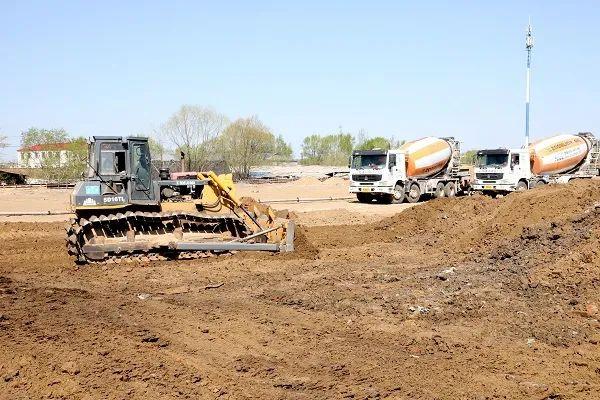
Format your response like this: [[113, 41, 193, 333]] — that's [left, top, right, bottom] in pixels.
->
[[18, 143, 72, 168]]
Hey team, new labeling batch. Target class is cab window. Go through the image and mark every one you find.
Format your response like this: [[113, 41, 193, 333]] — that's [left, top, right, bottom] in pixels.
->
[[511, 154, 520, 166], [131, 142, 151, 188], [100, 151, 126, 174]]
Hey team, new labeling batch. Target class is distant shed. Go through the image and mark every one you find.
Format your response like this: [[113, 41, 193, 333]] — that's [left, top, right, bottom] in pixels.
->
[[0, 168, 27, 185]]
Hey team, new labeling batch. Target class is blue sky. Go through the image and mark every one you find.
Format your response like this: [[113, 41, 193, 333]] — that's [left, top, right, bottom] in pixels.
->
[[1, 1, 599, 160]]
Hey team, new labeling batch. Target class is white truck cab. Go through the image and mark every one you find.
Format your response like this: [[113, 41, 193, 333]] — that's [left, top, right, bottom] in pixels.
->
[[348, 149, 406, 203], [472, 148, 532, 194]]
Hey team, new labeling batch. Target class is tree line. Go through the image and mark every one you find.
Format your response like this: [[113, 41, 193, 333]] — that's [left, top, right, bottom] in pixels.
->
[[1, 125, 397, 172], [152, 105, 292, 178], [299, 134, 482, 167], [12, 105, 295, 182], [300, 131, 404, 166], [8, 105, 480, 184]]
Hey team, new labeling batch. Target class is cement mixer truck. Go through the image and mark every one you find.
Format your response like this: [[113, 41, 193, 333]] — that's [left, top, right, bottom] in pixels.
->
[[472, 132, 600, 196], [349, 137, 470, 203]]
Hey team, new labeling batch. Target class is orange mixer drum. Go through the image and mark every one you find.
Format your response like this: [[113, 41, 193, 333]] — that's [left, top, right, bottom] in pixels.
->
[[399, 137, 452, 178], [530, 134, 590, 175]]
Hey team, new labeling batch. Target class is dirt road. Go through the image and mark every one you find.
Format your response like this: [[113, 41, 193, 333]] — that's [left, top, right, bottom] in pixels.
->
[[1, 180, 600, 399]]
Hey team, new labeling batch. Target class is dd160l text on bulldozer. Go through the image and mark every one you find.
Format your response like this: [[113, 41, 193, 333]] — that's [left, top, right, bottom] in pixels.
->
[[66, 136, 295, 263]]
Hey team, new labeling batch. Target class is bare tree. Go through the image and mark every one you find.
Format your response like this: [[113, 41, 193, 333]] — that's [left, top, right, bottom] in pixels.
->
[[219, 116, 277, 179], [161, 105, 228, 171], [148, 136, 167, 163]]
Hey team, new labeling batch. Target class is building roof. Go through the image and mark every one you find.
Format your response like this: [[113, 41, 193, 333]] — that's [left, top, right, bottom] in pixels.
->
[[18, 142, 81, 152], [0, 168, 28, 177]]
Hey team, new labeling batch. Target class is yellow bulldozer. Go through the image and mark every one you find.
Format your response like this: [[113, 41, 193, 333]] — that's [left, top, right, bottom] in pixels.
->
[[66, 136, 295, 263]]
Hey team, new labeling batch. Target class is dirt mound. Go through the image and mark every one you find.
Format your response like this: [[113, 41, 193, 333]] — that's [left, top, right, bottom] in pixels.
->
[[488, 197, 600, 278], [302, 180, 600, 257], [378, 179, 600, 252], [447, 197, 600, 351], [286, 227, 319, 259]]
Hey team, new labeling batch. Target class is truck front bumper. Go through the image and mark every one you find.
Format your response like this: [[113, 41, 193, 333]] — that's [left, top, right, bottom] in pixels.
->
[[349, 184, 394, 194], [472, 182, 517, 192]]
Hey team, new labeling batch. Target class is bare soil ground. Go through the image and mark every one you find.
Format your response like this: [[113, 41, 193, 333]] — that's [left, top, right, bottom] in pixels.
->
[[1, 180, 600, 399], [0, 177, 413, 225]]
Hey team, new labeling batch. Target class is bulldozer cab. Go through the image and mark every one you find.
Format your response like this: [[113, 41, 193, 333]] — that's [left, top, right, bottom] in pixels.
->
[[87, 136, 156, 205]]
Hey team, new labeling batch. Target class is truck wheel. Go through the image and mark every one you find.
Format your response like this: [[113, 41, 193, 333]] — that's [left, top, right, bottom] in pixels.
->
[[535, 180, 546, 188], [435, 182, 445, 198], [406, 183, 421, 203], [444, 182, 456, 197], [356, 193, 373, 203], [516, 180, 528, 191], [392, 184, 405, 204]]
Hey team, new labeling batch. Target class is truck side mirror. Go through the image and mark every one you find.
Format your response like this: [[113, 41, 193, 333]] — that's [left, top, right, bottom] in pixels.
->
[[389, 155, 396, 169], [348, 156, 352, 168]]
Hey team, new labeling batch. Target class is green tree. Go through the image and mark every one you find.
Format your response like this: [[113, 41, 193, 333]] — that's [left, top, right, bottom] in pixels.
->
[[60, 137, 87, 181], [40, 138, 87, 182], [335, 133, 354, 157], [21, 127, 69, 148], [20, 128, 86, 182], [461, 150, 477, 165], [356, 136, 392, 150], [273, 134, 293, 161], [219, 116, 277, 179], [300, 134, 326, 165], [356, 135, 406, 150], [300, 132, 355, 166]]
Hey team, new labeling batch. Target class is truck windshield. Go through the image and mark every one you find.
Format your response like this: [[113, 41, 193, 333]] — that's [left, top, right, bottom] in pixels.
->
[[352, 154, 387, 169], [476, 153, 509, 168]]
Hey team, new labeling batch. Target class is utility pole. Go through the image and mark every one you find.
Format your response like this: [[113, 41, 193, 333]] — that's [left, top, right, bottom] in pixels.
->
[[525, 20, 534, 147]]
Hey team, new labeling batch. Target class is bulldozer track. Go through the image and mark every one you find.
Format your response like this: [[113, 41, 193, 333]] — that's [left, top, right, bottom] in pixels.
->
[[66, 210, 252, 264]]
